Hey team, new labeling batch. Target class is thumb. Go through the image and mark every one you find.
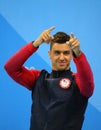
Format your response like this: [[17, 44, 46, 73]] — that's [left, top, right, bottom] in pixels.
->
[[70, 33, 75, 39]]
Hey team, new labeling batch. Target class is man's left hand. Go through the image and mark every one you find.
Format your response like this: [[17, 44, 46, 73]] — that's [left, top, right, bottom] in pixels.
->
[[66, 34, 81, 57]]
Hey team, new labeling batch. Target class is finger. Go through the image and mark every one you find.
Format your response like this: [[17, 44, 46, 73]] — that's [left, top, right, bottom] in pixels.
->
[[71, 39, 78, 46], [48, 26, 55, 32], [66, 41, 72, 49], [42, 34, 48, 41], [42, 32, 53, 43], [70, 33, 75, 39], [44, 31, 54, 40]]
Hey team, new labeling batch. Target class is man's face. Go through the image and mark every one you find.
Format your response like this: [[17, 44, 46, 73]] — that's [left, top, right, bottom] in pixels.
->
[[48, 43, 72, 71]]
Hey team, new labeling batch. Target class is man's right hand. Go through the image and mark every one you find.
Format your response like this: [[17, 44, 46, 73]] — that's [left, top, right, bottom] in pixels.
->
[[33, 26, 55, 47]]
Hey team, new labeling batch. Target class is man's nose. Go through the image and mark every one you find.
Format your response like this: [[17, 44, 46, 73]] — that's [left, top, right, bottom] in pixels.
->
[[59, 53, 65, 60]]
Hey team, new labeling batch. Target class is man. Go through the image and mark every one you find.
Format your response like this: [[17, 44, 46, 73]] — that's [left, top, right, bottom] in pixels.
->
[[4, 27, 94, 130]]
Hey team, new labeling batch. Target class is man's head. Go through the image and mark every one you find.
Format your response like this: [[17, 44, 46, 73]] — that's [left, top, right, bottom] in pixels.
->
[[48, 32, 72, 71], [50, 32, 70, 50]]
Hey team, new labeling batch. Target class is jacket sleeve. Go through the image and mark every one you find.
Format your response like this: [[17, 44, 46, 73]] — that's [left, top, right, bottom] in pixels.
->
[[73, 52, 94, 97], [4, 42, 40, 90]]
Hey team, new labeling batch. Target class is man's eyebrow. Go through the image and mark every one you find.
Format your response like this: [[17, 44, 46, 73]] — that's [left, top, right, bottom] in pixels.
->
[[53, 50, 70, 52]]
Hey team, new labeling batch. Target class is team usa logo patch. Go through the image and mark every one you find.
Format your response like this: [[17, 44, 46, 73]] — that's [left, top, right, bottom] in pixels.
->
[[59, 78, 71, 89]]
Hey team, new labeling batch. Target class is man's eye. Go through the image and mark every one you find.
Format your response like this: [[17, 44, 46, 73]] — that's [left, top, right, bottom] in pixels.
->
[[64, 51, 70, 55], [54, 51, 60, 54]]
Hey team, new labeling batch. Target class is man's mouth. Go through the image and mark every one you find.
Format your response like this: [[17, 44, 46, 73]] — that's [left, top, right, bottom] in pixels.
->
[[58, 62, 66, 66]]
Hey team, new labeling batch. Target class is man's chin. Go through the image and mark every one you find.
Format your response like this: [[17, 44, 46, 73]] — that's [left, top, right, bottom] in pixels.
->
[[58, 67, 67, 71], [57, 65, 70, 71]]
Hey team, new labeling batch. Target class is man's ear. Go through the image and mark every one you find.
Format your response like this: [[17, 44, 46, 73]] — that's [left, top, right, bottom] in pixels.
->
[[70, 50, 73, 60], [71, 53, 73, 60]]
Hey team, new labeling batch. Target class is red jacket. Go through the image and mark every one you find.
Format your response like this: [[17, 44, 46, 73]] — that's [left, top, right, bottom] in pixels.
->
[[4, 42, 94, 97]]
